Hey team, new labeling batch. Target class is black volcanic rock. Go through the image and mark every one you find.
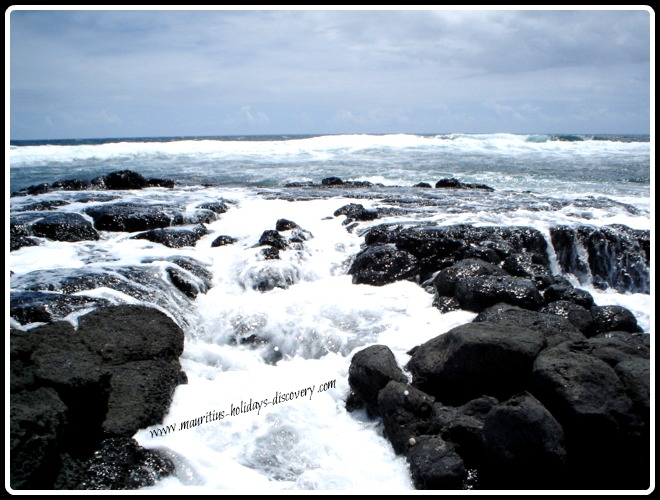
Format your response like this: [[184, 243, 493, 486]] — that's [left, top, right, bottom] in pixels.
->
[[10, 290, 111, 325], [481, 392, 567, 489], [540, 300, 594, 335], [474, 303, 586, 348], [211, 235, 238, 247], [84, 204, 177, 232], [406, 435, 467, 490], [432, 258, 508, 297], [334, 203, 379, 221], [73, 437, 175, 489], [348, 244, 418, 286], [10, 387, 69, 489], [9, 305, 186, 490], [10, 212, 99, 243], [347, 345, 408, 417], [454, 275, 544, 312], [321, 176, 344, 186], [97, 170, 148, 190], [407, 321, 545, 405], [429, 396, 498, 468], [435, 178, 494, 191], [132, 225, 208, 248], [377, 381, 435, 455], [531, 342, 645, 488], [258, 229, 289, 250], [589, 305, 643, 334]]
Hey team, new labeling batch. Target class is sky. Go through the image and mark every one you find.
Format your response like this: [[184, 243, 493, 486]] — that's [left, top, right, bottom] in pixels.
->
[[7, 7, 653, 140]]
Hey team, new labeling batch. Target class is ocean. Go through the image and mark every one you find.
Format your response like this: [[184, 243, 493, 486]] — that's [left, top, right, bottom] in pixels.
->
[[8, 133, 652, 491]]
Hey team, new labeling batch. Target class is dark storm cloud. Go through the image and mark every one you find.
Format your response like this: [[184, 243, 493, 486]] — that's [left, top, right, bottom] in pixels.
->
[[8, 7, 651, 139]]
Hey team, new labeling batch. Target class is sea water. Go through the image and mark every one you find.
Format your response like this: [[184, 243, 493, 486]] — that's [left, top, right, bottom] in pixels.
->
[[7, 133, 652, 491]]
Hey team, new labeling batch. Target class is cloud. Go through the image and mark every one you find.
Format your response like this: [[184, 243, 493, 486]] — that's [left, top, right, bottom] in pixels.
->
[[8, 7, 651, 138]]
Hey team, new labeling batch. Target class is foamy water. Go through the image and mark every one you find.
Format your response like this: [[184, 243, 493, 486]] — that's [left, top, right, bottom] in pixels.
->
[[8, 133, 652, 491]]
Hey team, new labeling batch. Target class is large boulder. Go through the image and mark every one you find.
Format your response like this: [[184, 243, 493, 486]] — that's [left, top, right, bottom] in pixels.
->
[[10, 305, 187, 489], [406, 435, 467, 490], [531, 342, 646, 488], [10, 290, 111, 325], [432, 259, 508, 297], [347, 345, 408, 417], [84, 204, 178, 232], [473, 303, 586, 348], [428, 396, 498, 468], [539, 300, 594, 336], [454, 275, 544, 312], [377, 381, 435, 455], [589, 305, 643, 334], [132, 225, 208, 248], [334, 203, 379, 222], [10, 387, 69, 489], [10, 212, 99, 244], [406, 321, 545, 405], [97, 170, 148, 190], [348, 245, 418, 286], [73, 437, 175, 490], [481, 392, 567, 489]]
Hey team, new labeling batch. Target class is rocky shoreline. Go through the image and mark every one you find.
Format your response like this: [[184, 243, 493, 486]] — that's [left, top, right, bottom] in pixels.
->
[[9, 171, 651, 490]]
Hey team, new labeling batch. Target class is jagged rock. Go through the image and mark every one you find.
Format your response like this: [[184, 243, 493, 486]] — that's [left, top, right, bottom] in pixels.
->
[[435, 178, 494, 191], [167, 267, 205, 298], [454, 275, 544, 312], [502, 253, 554, 289], [211, 235, 238, 247], [532, 342, 645, 488], [275, 218, 299, 231], [9, 290, 111, 325], [432, 295, 461, 313], [474, 303, 586, 348], [51, 179, 93, 191], [197, 201, 230, 214], [549, 225, 650, 293], [543, 284, 595, 309], [10, 235, 41, 252], [77, 305, 184, 366], [540, 300, 594, 335], [589, 305, 643, 334], [407, 321, 545, 405], [321, 176, 344, 186], [167, 256, 213, 289], [258, 229, 289, 250], [10, 387, 69, 489], [432, 258, 508, 297], [96, 170, 148, 190], [429, 396, 498, 468], [377, 381, 435, 455], [481, 392, 567, 489], [334, 203, 379, 221], [74, 437, 175, 490], [348, 245, 418, 286], [145, 178, 175, 188], [10, 212, 99, 243], [84, 204, 178, 232], [21, 199, 69, 211], [260, 247, 280, 260], [132, 225, 208, 248], [406, 435, 467, 490], [347, 345, 407, 417]]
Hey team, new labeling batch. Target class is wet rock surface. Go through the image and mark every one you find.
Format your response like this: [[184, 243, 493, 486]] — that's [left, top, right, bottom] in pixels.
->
[[10, 305, 186, 490]]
